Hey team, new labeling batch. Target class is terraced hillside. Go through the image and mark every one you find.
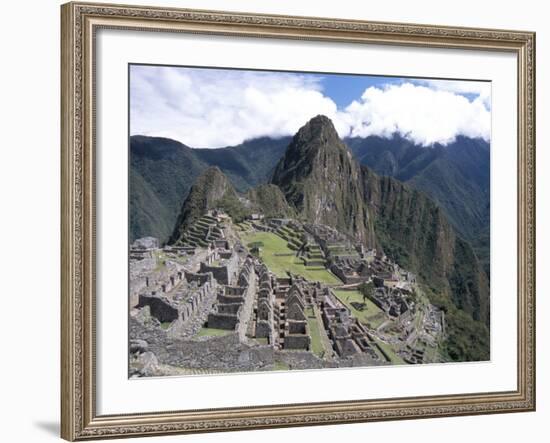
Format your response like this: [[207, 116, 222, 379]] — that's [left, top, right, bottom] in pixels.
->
[[174, 214, 223, 248]]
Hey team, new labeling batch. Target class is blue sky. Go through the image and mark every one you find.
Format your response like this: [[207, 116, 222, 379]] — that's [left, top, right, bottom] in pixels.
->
[[317, 74, 402, 109], [130, 65, 491, 148]]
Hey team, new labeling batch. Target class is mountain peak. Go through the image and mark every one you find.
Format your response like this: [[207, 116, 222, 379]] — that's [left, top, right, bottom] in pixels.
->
[[185, 166, 230, 195], [305, 114, 335, 128], [294, 114, 340, 146], [271, 116, 374, 245], [168, 166, 236, 244], [200, 165, 225, 179]]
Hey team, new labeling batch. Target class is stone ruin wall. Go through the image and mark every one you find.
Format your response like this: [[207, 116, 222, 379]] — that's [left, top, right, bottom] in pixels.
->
[[199, 251, 239, 285], [206, 258, 255, 339], [137, 269, 217, 328]]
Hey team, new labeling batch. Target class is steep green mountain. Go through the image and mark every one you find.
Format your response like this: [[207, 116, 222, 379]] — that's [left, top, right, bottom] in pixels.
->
[[268, 116, 489, 361], [362, 168, 489, 317], [362, 167, 489, 361], [347, 135, 490, 276], [130, 134, 491, 273], [169, 174, 294, 246], [246, 184, 295, 219], [271, 115, 376, 246], [270, 116, 490, 326], [168, 166, 244, 244], [130, 136, 208, 243], [129, 135, 289, 243], [193, 137, 290, 192]]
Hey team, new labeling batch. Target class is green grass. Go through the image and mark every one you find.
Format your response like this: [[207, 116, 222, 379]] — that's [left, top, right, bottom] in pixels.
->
[[240, 232, 341, 284], [305, 307, 325, 358], [153, 251, 167, 272], [160, 321, 173, 330], [373, 339, 405, 365], [196, 327, 232, 337], [413, 307, 424, 331], [332, 290, 387, 329]]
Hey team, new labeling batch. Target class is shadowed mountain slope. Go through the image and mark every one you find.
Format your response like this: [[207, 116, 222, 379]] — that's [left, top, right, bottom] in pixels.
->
[[271, 115, 376, 246]]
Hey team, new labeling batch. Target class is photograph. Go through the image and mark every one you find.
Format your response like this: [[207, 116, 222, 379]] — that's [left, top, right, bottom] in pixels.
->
[[128, 65, 492, 377], [56, 2, 536, 440]]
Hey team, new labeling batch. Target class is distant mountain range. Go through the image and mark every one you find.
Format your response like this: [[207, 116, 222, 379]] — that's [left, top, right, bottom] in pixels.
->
[[347, 135, 490, 276], [160, 115, 489, 362], [130, 132, 489, 275], [130, 135, 290, 243]]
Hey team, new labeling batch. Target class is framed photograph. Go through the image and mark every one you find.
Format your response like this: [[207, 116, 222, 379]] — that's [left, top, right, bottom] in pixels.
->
[[61, 1, 536, 440]]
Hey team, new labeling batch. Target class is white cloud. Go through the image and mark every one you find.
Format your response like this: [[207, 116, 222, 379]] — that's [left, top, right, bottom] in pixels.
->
[[130, 66, 491, 148], [415, 78, 491, 110], [343, 83, 491, 146], [130, 66, 343, 148]]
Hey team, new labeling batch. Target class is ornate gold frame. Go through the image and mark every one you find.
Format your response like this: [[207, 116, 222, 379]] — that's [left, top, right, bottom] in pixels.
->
[[60, 1, 536, 440]]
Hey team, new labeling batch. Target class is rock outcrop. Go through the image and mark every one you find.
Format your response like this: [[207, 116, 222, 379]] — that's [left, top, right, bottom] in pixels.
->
[[271, 115, 376, 246]]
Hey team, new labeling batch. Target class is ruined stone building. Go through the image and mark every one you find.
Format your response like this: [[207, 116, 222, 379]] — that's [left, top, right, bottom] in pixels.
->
[[137, 268, 217, 327], [206, 258, 255, 336], [320, 289, 381, 362]]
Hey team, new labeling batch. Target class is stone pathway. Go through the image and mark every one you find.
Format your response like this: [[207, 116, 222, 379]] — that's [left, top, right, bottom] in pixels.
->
[[313, 304, 336, 361], [238, 268, 257, 342]]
